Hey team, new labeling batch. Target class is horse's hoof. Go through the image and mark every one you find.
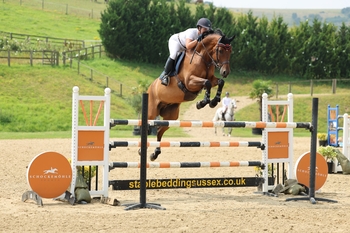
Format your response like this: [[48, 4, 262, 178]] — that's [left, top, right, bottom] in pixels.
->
[[209, 101, 217, 108], [196, 102, 203, 109], [150, 153, 158, 161]]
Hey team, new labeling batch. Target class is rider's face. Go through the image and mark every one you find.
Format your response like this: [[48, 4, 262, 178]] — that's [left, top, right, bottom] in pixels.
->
[[198, 27, 208, 34]]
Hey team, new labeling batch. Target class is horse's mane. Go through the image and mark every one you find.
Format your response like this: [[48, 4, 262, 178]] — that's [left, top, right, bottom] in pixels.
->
[[202, 28, 232, 45], [202, 28, 225, 38]]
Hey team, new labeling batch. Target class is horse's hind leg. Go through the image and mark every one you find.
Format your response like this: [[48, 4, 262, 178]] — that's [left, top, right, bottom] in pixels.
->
[[150, 147, 161, 161], [150, 125, 169, 161], [150, 104, 180, 161], [209, 79, 225, 108]]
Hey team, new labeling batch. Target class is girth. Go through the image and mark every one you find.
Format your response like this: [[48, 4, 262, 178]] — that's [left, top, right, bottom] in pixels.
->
[[174, 75, 200, 101]]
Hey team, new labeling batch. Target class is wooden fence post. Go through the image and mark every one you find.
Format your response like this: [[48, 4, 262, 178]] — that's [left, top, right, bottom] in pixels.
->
[[62, 52, 66, 65], [30, 50, 33, 66], [7, 50, 10, 67], [56, 51, 59, 65]]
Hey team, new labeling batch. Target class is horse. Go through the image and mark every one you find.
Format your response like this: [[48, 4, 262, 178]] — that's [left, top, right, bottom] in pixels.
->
[[147, 30, 235, 161], [212, 99, 237, 136], [43, 167, 58, 174]]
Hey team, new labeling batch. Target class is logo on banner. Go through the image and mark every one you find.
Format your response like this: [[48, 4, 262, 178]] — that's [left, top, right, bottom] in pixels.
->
[[295, 151, 328, 191], [27, 152, 72, 198], [268, 131, 289, 159], [78, 130, 104, 161]]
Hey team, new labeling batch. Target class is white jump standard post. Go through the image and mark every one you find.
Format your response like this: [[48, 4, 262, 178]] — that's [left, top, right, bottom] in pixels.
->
[[261, 93, 295, 194], [70, 86, 111, 198]]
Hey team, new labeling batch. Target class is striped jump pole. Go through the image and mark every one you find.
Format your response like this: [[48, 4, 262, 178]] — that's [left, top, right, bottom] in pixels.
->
[[110, 141, 263, 149], [109, 161, 264, 169], [110, 119, 311, 129]]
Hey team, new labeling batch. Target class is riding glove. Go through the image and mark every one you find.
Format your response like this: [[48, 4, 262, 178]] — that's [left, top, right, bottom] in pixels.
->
[[197, 34, 204, 42]]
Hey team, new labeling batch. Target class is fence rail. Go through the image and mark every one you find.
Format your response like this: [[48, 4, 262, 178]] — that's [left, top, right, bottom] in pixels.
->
[[72, 60, 127, 97], [0, 45, 103, 66], [0, 50, 60, 65], [1, 31, 101, 50], [3, 0, 106, 19]]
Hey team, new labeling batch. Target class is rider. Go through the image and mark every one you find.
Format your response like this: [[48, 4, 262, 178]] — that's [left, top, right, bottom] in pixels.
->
[[222, 92, 232, 121], [159, 18, 213, 86]]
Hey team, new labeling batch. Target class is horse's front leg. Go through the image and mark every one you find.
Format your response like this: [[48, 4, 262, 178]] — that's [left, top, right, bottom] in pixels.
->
[[209, 78, 225, 108], [196, 80, 212, 109], [228, 127, 232, 137]]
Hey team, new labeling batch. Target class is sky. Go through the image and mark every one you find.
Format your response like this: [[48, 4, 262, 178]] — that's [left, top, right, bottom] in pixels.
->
[[211, 0, 350, 9]]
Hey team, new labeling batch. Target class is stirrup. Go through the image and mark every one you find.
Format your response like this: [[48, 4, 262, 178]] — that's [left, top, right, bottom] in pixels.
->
[[222, 114, 226, 121], [161, 76, 169, 86]]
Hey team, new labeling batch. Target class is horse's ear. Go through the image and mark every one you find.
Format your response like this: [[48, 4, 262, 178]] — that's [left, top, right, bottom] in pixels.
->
[[227, 35, 235, 44], [220, 35, 235, 45]]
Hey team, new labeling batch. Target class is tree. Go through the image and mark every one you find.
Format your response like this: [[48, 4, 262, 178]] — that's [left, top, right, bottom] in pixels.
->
[[335, 23, 350, 78], [98, 0, 152, 61], [233, 10, 260, 71], [249, 79, 274, 121], [128, 79, 151, 118]]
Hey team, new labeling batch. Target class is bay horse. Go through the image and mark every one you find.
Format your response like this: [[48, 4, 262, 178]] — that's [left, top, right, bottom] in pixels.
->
[[213, 100, 237, 137], [147, 30, 235, 161]]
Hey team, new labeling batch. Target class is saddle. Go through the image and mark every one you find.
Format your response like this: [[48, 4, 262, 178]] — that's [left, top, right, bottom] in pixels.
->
[[169, 51, 185, 77]]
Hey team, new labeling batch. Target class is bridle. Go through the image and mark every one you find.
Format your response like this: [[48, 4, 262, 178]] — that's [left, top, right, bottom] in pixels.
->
[[191, 36, 232, 70]]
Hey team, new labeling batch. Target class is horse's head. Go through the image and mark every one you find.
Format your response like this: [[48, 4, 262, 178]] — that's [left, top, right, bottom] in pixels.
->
[[199, 31, 234, 78], [228, 99, 237, 115], [216, 34, 234, 78]]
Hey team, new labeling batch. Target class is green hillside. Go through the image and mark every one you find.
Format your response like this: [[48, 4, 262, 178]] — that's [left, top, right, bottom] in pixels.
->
[[1, 1, 350, 139]]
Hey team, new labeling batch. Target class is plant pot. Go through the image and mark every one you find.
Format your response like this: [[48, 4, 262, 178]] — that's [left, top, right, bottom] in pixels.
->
[[149, 126, 157, 135], [318, 140, 327, 146], [132, 126, 140, 135], [327, 161, 334, 174], [257, 176, 275, 192], [252, 128, 262, 135]]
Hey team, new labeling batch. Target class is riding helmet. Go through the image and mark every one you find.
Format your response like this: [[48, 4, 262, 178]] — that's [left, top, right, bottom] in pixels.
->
[[225, 92, 229, 96], [196, 18, 212, 30]]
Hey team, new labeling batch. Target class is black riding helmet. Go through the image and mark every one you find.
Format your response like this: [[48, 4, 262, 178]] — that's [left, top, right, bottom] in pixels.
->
[[196, 18, 212, 30]]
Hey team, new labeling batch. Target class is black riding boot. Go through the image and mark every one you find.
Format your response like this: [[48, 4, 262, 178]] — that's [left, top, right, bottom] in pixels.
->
[[222, 112, 226, 121], [159, 57, 175, 86]]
